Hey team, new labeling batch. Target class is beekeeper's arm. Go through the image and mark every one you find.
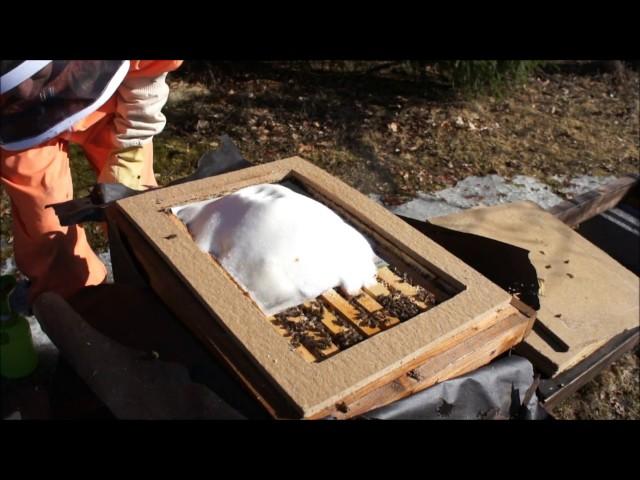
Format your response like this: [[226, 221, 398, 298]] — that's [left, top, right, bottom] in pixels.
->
[[98, 61, 182, 190]]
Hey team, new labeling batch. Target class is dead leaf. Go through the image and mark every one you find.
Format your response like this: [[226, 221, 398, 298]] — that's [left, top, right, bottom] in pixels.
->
[[196, 119, 209, 131]]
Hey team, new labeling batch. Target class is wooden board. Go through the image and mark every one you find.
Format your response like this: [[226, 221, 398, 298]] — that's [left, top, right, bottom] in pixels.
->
[[353, 291, 401, 327], [327, 305, 534, 419], [538, 327, 639, 408], [548, 174, 639, 227], [430, 201, 640, 376], [266, 315, 318, 363], [114, 157, 519, 418], [306, 298, 532, 419]]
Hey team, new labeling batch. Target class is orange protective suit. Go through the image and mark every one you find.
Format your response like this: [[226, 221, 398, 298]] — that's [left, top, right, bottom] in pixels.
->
[[0, 60, 182, 302]]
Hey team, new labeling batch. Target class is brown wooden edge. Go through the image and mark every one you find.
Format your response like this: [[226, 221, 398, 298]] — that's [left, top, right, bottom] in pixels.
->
[[528, 172, 640, 402], [548, 174, 639, 228], [310, 297, 536, 419], [538, 327, 639, 409], [326, 300, 536, 419]]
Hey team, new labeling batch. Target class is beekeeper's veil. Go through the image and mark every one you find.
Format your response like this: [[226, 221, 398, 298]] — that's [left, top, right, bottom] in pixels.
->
[[0, 60, 129, 150]]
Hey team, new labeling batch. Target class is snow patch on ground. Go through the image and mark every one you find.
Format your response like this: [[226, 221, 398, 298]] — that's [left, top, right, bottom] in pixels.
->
[[369, 174, 618, 221]]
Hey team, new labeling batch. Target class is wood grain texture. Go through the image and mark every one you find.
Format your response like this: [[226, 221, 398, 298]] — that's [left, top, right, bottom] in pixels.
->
[[548, 174, 639, 227], [307, 300, 528, 419], [320, 289, 381, 336], [311, 302, 345, 336], [329, 309, 533, 419], [353, 291, 401, 327], [376, 266, 429, 309]]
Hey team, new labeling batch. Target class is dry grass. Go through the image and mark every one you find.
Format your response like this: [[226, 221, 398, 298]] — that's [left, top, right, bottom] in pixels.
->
[[552, 348, 639, 420]]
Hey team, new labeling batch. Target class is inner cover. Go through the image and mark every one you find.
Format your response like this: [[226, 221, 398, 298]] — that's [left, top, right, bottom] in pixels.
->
[[172, 183, 378, 315]]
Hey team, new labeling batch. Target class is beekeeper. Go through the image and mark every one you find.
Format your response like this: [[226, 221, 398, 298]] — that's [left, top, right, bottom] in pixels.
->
[[0, 60, 182, 302]]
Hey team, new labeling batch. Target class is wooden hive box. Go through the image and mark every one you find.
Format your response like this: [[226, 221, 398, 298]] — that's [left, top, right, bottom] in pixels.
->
[[110, 157, 535, 419]]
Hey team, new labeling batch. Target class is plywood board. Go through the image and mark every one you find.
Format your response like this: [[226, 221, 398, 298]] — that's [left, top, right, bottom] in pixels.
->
[[429, 201, 640, 375], [115, 157, 513, 417], [328, 308, 533, 419], [308, 298, 534, 419], [548, 174, 639, 227]]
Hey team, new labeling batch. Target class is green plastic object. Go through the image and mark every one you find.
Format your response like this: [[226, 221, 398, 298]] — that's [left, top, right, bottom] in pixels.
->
[[1, 275, 38, 379]]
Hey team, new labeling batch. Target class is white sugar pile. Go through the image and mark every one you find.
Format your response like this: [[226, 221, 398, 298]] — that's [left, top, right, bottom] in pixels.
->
[[173, 184, 377, 315]]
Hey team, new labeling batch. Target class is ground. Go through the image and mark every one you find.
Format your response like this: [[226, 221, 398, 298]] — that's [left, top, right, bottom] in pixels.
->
[[551, 348, 639, 419], [1, 61, 638, 419]]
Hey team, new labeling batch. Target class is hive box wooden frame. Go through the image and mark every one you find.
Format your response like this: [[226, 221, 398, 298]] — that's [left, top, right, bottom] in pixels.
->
[[114, 157, 518, 418]]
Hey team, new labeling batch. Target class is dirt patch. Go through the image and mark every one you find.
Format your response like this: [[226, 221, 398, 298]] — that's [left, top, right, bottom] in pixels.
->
[[552, 348, 640, 420], [160, 62, 639, 202]]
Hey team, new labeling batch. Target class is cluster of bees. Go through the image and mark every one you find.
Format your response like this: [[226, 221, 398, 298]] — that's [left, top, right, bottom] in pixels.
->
[[272, 302, 364, 355], [271, 271, 438, 358]]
